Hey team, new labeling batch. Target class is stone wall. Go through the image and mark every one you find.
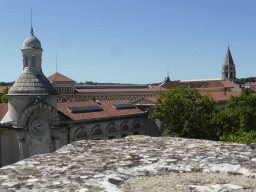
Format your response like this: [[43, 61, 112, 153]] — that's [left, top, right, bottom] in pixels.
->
[[0, 136, 255, 191]]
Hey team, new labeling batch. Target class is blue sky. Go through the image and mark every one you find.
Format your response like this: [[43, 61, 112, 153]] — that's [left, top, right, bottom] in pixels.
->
[[0, 0, 256, 84]]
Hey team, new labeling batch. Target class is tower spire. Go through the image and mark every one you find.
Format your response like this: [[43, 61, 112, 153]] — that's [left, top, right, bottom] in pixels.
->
[[222, 46, 236, 80]]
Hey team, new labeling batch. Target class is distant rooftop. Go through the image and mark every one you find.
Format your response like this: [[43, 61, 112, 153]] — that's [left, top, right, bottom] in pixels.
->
[[180, 78, 222, 82], [75, 84, 149, 89], [48, 73, 75, 82]]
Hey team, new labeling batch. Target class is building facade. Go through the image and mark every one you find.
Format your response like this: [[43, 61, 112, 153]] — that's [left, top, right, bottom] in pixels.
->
[[0, 28, 149, 167]]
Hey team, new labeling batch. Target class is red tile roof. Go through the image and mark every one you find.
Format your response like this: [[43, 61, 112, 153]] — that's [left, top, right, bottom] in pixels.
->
[[75, 86, 167, 93], [131, 98, 156, 105], [48, 73, 75, 82], [221, 81, 238, 88], [200, 91, 241, 101], [162, 81, 238, 89], [0, 104, 8, 121], [144, 97, 157, 103], [0, 86, 11, 93], [58, 100, 145, 120]]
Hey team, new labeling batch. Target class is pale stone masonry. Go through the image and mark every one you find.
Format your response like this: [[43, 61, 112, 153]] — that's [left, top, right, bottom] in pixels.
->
[[0, 136, 255, 191], [222, 46, 236, 81]]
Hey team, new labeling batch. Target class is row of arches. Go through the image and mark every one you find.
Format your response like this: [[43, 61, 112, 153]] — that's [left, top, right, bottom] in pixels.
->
[[59, 94, 159, 103], [74, 121, 142, 140]]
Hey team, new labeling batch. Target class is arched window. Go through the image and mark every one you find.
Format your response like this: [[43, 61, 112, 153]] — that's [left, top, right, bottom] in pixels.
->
[[122, 124, 129, 130], [93, 128, 103, 135], [77, 131, 87, 138], [230, 72, 233, 78], [108, 126, 117, 133], [226, 72, 228, 78], [62, 98, 67, 102], [134, 123, 141, 129], [133, 131, 139, 135]]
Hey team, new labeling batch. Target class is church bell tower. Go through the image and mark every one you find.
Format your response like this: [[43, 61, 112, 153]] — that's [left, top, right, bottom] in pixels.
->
[[221, 46, 236, 81]]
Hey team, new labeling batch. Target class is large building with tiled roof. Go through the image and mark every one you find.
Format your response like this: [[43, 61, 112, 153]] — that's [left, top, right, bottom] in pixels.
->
[[0, 27, 151, 168], [46, 72, 167, 103]]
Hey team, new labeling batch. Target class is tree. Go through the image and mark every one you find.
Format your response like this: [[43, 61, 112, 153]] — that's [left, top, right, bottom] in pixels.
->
[[0, 87, 9, 103], [212, 89, 256, 143], [149, 86, 217, 139]]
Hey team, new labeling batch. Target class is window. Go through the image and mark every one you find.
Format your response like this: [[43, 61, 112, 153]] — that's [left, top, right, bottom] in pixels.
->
[[226, 72, 228, 78], [25, 56, 28, 67], [134, 123, 141, 129], [31, 56, 36, 68], [62, 98, 67, 102], [122, 124, 129, 130], [77, 131, 87, 138], [108, 136, 115, 139], [108, 126, 117, 133], [133, 131, 139, 135], [93, 128, 103, 135], [62, 87, 67, 93]]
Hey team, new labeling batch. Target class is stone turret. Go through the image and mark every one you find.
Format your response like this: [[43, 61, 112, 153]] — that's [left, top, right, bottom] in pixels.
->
[[2, 27, 59, 128], [221, 46, 236, 81]]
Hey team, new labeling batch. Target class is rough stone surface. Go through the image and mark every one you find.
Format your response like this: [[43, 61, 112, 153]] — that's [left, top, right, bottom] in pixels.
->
[[0, 136, 256, 191]]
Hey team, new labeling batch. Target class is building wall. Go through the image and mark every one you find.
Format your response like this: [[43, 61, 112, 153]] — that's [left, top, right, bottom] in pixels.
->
[[1, 129, 19, 167], [70, 117, 145, 141]]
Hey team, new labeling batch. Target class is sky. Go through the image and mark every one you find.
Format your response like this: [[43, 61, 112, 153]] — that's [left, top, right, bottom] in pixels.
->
[[0, 0, 256, 84]]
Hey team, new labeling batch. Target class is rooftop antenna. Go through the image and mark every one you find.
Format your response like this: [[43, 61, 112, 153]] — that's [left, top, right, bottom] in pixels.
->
[[56, 52, 57, 73]]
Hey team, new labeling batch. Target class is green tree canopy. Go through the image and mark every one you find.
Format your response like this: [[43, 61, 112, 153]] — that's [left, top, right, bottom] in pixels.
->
[[0, 87, 9, 103], [149, 86, 217, 139], [211, 89, 256, 143]]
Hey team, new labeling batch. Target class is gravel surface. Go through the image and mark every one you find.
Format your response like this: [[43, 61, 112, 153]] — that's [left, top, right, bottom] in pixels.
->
[[121, 172, 256, 192]]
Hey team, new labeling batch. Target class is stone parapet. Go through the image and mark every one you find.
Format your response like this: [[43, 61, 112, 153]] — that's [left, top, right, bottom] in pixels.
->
[[0, 136, 255, 191]]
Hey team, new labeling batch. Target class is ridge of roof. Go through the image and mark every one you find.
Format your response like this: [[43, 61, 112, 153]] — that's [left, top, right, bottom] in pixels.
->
[[48, 73, 75, 82], [161, 80, 237, 89]]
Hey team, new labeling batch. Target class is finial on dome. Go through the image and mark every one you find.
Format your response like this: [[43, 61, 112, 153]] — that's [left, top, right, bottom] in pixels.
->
[[30, 27, 34, 36], [30, 7, 34, 36]]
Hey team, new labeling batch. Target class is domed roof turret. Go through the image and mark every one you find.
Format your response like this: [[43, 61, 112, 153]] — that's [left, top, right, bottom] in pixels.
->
[[22, 27, 41, 49]]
